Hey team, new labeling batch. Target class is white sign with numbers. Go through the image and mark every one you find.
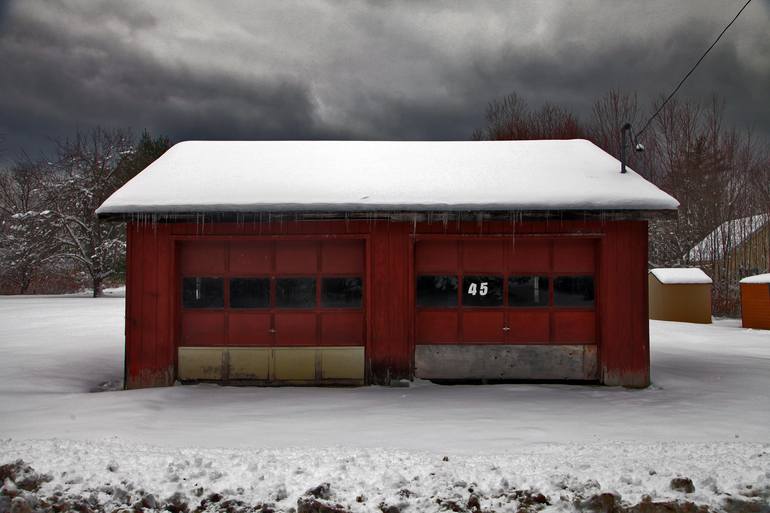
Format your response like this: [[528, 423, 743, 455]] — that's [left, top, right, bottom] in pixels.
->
[[467, 282, 489, 296]]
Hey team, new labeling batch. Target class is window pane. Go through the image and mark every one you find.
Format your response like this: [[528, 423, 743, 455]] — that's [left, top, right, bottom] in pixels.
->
[[276, 277, 316, 308], [182, 277, 224, 308], [322, 277, 363, 308], [554, 276, 595, 307], [508, 276, 549, 307], [230, 278, 270, 308], [416, 275, 458, 307], [462, 275, 503, 307]]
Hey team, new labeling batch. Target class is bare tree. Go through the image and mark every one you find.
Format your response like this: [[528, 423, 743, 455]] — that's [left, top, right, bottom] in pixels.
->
[[0, 159, 57, 294], [473, 93, 584, 141], [475, 90, 770, 315], [45, 128, 135, 297]]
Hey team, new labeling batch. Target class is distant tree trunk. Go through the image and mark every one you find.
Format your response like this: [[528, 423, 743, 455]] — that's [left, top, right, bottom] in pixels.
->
[[92, 276, 103, 298]]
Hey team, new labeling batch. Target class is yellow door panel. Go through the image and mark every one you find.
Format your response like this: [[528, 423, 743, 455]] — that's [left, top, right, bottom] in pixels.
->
[[273, 348, 317, 381], [229, 348, 270, 380], [178, 347, 225, 380], [320, 347, 365, 380]]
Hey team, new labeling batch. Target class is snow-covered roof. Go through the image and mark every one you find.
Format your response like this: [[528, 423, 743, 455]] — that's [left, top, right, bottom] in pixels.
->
[[650, 268, 713, 285], [740, 273, 770, 284], [688, 214, 769, 261], [96, 139, 679, 216]]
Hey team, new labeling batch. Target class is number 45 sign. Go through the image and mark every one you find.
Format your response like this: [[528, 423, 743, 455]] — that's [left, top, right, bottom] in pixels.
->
[[467, 282, 489, 296]]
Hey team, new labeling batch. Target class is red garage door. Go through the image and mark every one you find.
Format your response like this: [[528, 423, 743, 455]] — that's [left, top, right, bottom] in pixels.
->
[[178, 239, 365, 348], [415, 238, 597, 345]]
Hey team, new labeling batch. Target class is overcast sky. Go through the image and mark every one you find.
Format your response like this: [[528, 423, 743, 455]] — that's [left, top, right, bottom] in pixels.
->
[[0, 1, 768, 160]]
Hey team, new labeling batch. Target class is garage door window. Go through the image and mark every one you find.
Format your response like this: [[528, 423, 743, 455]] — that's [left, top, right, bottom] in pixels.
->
[[322, 277, 363, 308], [276, 277, 316, 308], [554, 276, 595, 307], [229, 278, 270, 308], [182, 277, 224, 308], [509, 276, 549, 307], [417, 275, 458, 307], [462, 275, 503, 307]]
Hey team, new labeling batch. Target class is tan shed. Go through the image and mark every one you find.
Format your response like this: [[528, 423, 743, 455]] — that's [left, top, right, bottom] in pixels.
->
[[740, 274, 770, 330], [649, 268, 712, 324]]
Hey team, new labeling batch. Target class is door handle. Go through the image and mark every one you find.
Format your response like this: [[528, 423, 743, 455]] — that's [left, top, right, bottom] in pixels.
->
[[502, 326, 511, 332], [268, 328, 277, 334]]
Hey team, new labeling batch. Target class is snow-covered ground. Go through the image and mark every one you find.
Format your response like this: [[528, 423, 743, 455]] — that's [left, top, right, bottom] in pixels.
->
[[0, 296, 768, 512]]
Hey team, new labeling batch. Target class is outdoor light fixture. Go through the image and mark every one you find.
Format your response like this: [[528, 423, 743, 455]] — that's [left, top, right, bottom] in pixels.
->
[[620, 123, 645, 174]]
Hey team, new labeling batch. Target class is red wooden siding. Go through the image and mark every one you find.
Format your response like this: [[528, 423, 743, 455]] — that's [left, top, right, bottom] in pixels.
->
[[598, 221, 650, 387], [125, 218, 650, 388], [125, 223, 175, 388], [414, 238, 597, 346]]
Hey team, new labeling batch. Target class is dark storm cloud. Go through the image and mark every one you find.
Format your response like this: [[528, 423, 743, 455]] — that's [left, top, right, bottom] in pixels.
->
[[0, 0, 768, 160], [0, 1, 349, 158]]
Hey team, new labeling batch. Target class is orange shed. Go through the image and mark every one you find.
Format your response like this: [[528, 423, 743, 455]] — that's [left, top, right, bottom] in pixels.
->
[[648, 268, 712, 324], [740, 274, 770, 330]]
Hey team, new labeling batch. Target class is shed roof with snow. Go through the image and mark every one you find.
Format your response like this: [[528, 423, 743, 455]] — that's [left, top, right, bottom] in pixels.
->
[[688, 214, 769, 261], [650, 268, 713, 285], [740, 273, 770, 284], [96, 139, 679, 217], [648, 268, 712, 323]]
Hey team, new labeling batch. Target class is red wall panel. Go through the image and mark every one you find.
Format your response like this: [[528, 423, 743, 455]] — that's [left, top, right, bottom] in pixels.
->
[[552, 310, 596, 343], [125, 218, 651, 388], [181, 311, 226, 346], [274, 312, 318, 345], [507, 310, 550, 342], [125, 223, 176, 388], [415, 239, 457, 272], [599, 221, 650, 387], [275, 241, 319, 274], [321, 240, 364, 274], [228, 312, 272, 345], [508, 240, 551, 273], [416, 311, 459, 344], [320, 312, 364, 345], [179, 241, 226, 275], [553, 239, 595, 273], [462, 310, 506, 343], [229, 242, 272, 275], [462, 240, 504, 271]]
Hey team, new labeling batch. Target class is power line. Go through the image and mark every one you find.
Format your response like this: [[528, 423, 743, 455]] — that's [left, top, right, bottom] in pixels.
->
[[636, 0, 754, 137]]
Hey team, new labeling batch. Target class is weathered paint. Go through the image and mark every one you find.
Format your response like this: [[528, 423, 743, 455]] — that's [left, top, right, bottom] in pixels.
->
[[124, 218, 651, 388], [414, 344, 598, 380], [177, 346, 365, 383]]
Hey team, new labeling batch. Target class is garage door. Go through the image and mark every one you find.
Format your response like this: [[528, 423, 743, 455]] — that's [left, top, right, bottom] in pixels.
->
[[177, 239, 365, 383], [413, 238, 599, 380]]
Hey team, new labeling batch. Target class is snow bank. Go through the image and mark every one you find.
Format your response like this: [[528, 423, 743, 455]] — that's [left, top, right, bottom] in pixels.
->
[[96, 140, 679, 215], [650, 268, 713, 284], [0, 297, 768, 449], [740, 273, 770, 284], [2, 439, 768, 513], [1, 296, 769, 512]]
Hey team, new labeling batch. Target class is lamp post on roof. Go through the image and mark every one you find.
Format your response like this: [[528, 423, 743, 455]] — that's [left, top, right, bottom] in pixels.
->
[[620, 123, 645, 174]]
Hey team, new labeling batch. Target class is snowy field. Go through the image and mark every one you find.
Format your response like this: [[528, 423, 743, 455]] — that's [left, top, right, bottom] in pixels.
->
[[1, 296, 768, 512]]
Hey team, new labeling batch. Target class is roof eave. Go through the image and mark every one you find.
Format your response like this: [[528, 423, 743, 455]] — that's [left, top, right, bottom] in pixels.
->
[[97, 208, 678, 223]]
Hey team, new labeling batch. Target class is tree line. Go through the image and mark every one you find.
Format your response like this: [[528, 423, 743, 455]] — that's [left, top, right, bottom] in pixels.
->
[[0, 129, 170, 296], [474, 91, 770, 315], [1, 92, 768, 313]]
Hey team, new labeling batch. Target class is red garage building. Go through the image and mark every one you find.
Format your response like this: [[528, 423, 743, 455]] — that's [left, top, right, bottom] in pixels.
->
[[96, 140, 678, 389]]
